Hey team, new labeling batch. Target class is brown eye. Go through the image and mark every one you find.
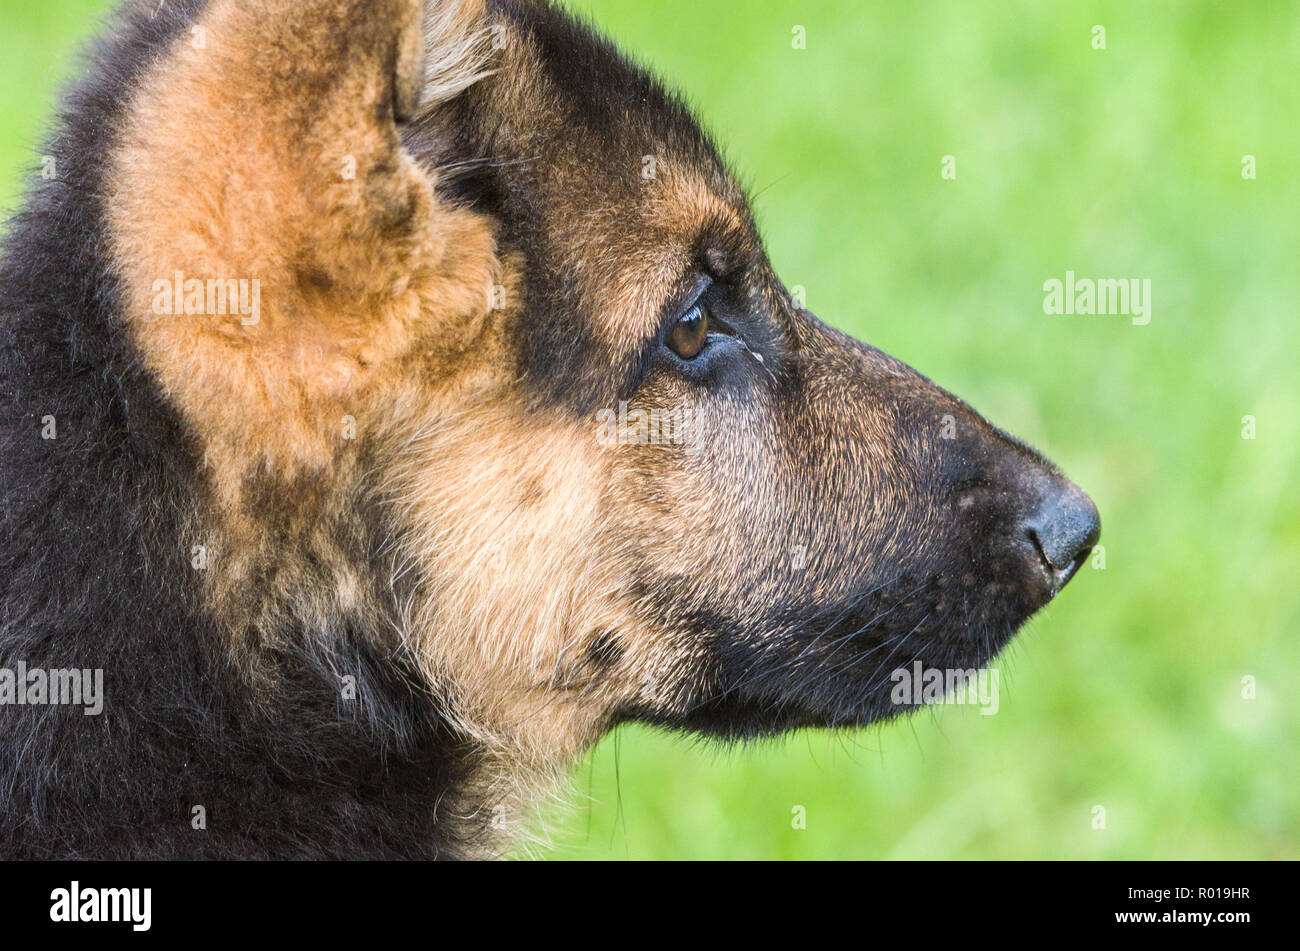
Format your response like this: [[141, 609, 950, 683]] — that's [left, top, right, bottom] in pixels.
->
[[666, 303, 710, 360]]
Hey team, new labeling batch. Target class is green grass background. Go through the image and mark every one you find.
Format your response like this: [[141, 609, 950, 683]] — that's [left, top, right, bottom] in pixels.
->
[[2, 0, 1295, 859]]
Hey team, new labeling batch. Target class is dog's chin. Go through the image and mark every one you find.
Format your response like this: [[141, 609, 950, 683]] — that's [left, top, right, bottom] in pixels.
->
[[619, 546, 1063, 740], [626, 597, 1046, 740]]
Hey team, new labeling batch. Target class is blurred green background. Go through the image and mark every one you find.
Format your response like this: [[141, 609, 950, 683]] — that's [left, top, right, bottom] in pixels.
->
[[2, 0, 1296, 859]]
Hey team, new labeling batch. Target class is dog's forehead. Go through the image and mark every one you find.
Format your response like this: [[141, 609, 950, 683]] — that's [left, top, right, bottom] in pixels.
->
[[548, 172, 750, 349], [460, 0, 762, 396]]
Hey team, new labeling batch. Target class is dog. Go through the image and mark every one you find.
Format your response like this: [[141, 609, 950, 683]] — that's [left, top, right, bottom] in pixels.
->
[[0, 0, 1098, 858]]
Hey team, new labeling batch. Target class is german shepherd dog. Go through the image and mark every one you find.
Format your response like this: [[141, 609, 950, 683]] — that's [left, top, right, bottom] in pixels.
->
[[0, 0, 1098, 858]]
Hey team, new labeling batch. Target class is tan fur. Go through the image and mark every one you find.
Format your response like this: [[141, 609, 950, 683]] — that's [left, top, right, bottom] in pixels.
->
[[108, 0, 500, 508], [107, 0, 507, 668], [105, 0, 765, 853], [378, 386, 735, 848]]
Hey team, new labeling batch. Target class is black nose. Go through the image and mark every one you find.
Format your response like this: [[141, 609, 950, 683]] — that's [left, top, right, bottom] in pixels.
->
[[1023, 480, 1100, 589]]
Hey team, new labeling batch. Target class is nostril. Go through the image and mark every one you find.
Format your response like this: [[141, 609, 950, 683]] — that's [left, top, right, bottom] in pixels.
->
[[1022, 482, 1100, 582]]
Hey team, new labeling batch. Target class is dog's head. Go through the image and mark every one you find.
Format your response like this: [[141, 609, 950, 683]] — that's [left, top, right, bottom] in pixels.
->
[[388, 0, 1099, 754], [105, 0, 1097, 796]]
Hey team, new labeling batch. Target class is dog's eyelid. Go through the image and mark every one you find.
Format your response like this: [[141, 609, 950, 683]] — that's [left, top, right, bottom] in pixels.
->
[[651, 272, 711, 343], [679, 273, 714, 312]]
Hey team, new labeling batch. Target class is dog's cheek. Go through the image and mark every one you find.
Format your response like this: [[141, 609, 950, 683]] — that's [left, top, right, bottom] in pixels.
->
[[380, 402, 630, 762]]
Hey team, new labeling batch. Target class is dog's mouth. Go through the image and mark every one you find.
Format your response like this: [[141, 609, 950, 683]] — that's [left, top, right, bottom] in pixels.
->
[[629, 566, 1046, 737], [621, 476, 1101, 739]]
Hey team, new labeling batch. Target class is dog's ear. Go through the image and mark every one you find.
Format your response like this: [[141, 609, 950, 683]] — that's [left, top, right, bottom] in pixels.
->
[[107, 0, 499, 498], [421, 0, 499, 105]]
